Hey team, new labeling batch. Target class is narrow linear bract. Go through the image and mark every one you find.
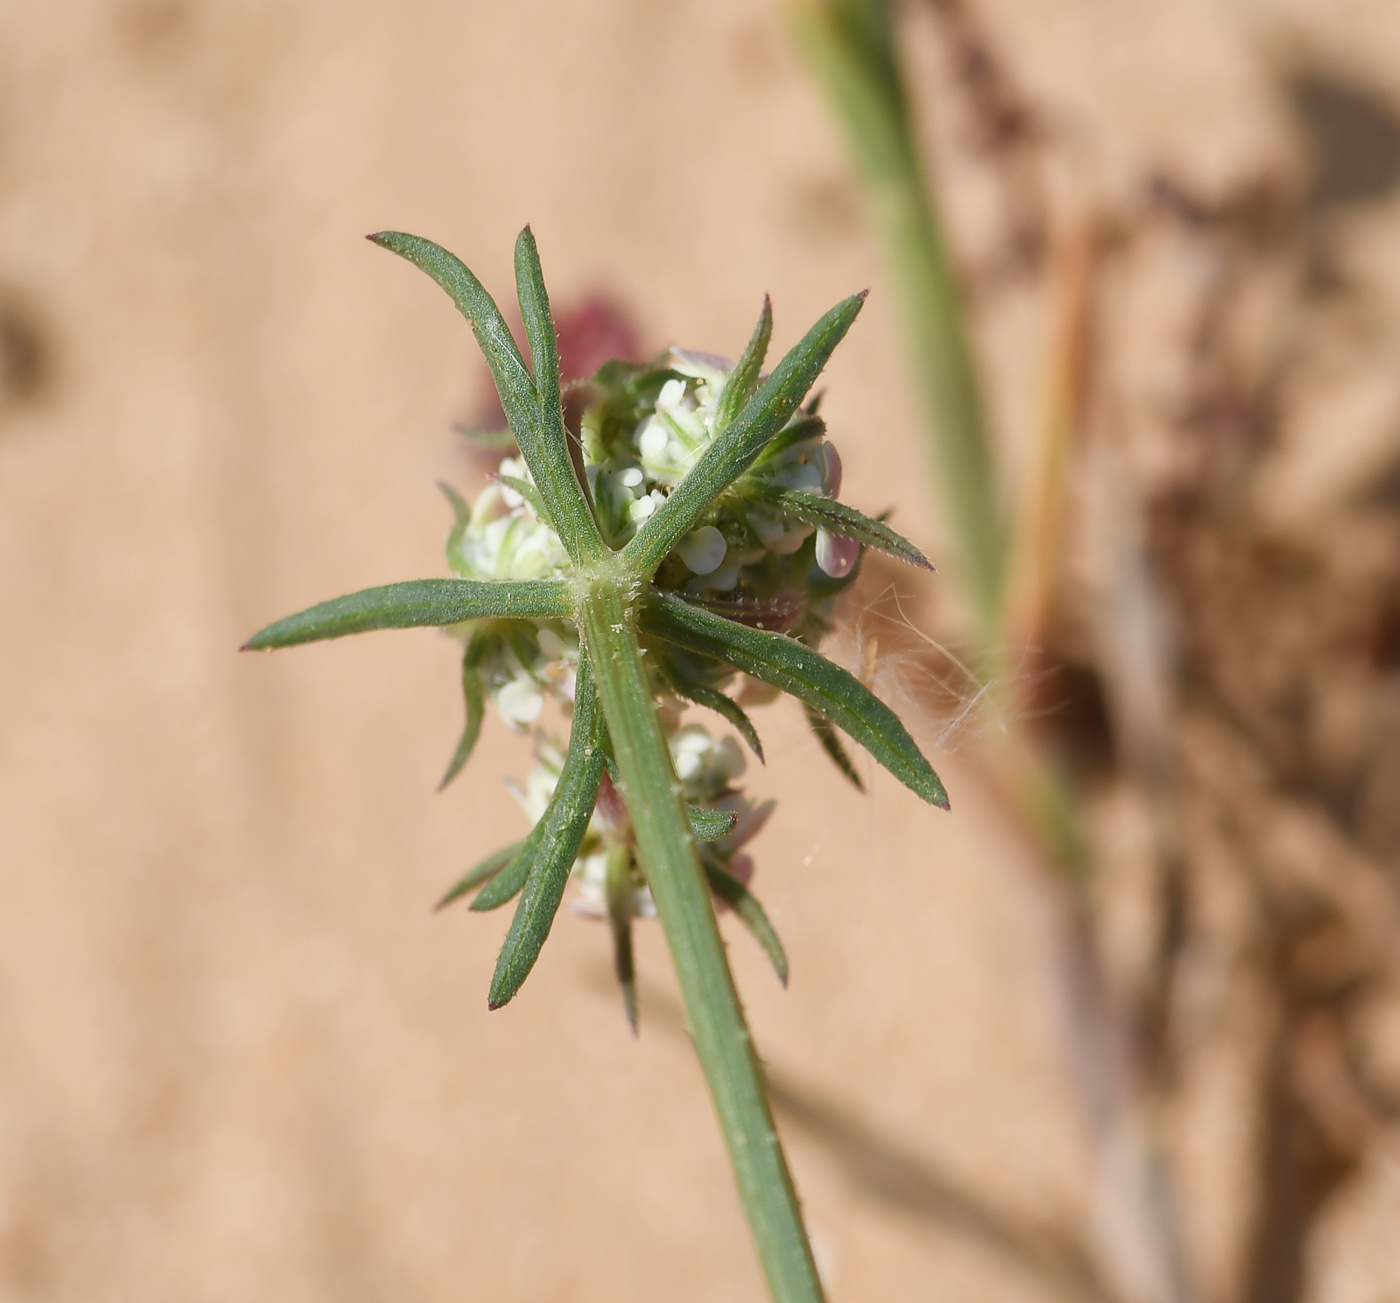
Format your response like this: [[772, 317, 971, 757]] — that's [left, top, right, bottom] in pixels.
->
[[244, 226, 947, 1303]]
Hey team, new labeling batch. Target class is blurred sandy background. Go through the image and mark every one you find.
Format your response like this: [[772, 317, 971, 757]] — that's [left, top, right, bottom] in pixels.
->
[[2, 2, 1399, 1301]]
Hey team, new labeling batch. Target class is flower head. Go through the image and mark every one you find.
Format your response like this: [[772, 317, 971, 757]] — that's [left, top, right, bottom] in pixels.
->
[[245, 228, 945, 1026]]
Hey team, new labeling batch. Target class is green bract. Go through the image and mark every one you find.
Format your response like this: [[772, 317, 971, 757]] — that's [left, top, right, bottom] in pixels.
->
[[245, 226, 947, 1303]]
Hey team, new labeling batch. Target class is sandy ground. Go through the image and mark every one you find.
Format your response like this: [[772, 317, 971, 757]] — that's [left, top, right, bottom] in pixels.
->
[[0, 2, 1396, 1300]]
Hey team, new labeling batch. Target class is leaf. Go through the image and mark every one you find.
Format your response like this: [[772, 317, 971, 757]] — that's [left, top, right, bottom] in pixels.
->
[[438, 480, 471, 525], [688, 804, 740, 841], [703, 859, 789, 986], [439, 481, 473, 573], [642, 590, 949, 809], [497, 473, 551, 525], [752, 414, 826, 465], [805, 704, 864, 791], [439, 630, 489, 790], [243, 578, 572, 650], [435, 840, 523, 911], [371, 232, 537, 443], [623, 290, 868, 575], [488, 654, 606, 1008], [512, 225, 606, 560], [714, 296, 772, 435], [606, 844, 639, 1034], [469, 831, 537, 912], [746, 481, 933, 571], [663, 668, 765, 762], [514, 227, 563, 427], [369, 230, 603, 564]]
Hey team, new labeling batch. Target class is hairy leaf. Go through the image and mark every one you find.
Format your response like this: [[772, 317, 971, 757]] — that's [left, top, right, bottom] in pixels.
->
[[746, 481, 933, 571], [623, 290, 867, 574], [244, 579, 572, 650], [488, 655, 606, 1008], [370, 230, 602, 563], [606, 844, 639, 1034], [805, 704, 864, 791], [436, 840, 523, 911], [469, 831, 537, 912], [704, 859, 789, 986], [663, 668, 765, 762], [688, 804, 740, 841], [497, 473, 551, 525], [439, 630, 489, 790], [514, 227, 563, 433], [513, 225, 606, 559], [642, 591, 948, 808], [714, 296, 772, 435], [752, 414, 826, 465], [371, 232, 537, 442], [439, 481, 472, 574], [438, 480, 471, 525]]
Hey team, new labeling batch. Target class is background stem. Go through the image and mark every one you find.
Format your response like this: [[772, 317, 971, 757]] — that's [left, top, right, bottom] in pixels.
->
[[792, 8, 1199, 1302], [580, 582, 826, 1303], [791, 0, 1007, 649]]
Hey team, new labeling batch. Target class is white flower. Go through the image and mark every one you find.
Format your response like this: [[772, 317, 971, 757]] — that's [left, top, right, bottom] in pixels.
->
[[497, 455, 534, 508], [676, 525, 728, 576], [816, 442, 842, 496], [747, 504, 814, 555], [670, 723, 746, 799], [816, 530, 860, 577], [570, 847, 657, 920], [633, 358, 728, 487], [627, 489, 665, 527], [698, 560, 740, 592], [512, 744, 562, 823], [496, 674, 545, 729], [448, 470, 569, 583]]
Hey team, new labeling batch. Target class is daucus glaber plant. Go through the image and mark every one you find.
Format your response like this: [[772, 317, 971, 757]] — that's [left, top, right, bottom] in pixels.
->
[[244, 226, 948, 1303]]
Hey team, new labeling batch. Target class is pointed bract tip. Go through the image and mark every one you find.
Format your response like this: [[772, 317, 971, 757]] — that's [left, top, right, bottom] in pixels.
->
[[366, 231, 389, 244], [487, 996, 505, 1011], [856, 288, 870, 301]]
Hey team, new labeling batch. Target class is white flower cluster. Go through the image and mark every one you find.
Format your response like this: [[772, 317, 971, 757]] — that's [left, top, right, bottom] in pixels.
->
[[448, 456, 570, 582], [444, 457, 575, 729], [509, 721, 768, 920], [582, 350, 857, 588], [442, 345, 860, 912]]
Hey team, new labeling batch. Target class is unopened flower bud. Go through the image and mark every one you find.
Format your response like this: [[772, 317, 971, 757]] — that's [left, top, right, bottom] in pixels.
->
[[816, 529, 860, 578], [677, 525, 728, 576]]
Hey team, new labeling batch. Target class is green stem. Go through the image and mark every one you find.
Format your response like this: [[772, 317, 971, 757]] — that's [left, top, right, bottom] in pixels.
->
[[792, 0, 1007, 649], [580, 578, 825, 1303]]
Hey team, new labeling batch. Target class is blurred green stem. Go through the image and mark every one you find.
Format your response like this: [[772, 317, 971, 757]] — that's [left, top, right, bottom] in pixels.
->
[[791, 0, 1006, 649], [580, 581, 826, 1303], [791, 0, 1087, 869]]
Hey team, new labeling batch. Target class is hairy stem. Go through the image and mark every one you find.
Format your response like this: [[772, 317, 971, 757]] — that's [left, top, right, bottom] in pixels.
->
[[580, 580, 825, 1303]]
